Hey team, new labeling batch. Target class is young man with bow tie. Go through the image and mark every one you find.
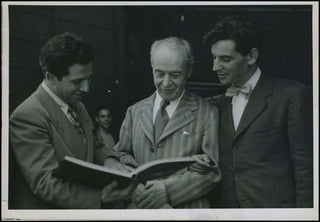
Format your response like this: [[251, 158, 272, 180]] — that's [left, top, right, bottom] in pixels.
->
[[203, 16, 313, 208], [103, 37, 221, 208]]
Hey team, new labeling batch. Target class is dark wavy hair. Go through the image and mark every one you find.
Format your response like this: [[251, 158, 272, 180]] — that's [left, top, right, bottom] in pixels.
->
[[94, 104, 113, 118], [203, 16, 263, 56], [39, 32, 94, 80]]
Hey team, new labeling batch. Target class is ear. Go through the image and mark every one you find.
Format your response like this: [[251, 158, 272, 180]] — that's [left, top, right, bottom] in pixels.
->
[[247, 48, 259, 65], [95, 117, 99, 122], [45, 71, 56, 81], [186, 68, 193, 78], [186, 61, 194, 78]]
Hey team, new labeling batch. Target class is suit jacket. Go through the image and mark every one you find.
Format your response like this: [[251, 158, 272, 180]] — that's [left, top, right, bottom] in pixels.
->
[[210, 74, 313, 208], [110, 91, 221, 208], [9, 84, 110, 209]]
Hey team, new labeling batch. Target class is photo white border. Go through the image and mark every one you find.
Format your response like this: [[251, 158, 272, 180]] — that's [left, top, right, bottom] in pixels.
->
[[2, 1, 318, 220]]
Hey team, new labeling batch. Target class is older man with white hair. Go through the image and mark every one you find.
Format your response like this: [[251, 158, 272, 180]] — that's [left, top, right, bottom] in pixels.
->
[[104, 36, 221, 208]]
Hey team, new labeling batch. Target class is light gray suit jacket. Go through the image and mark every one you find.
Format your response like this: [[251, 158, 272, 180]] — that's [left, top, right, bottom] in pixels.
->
[[111, 91, 221, 208], [9, 84, 110, 209]]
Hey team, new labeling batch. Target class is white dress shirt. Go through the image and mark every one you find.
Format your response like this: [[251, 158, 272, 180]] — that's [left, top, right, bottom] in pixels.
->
[[232, 68, 261, 130], [42, 80, 74, 123], [153, 90, 185, 124]]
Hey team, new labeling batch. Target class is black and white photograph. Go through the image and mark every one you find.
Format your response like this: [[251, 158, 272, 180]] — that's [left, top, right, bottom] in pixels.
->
[[1, 1, 318, 221]]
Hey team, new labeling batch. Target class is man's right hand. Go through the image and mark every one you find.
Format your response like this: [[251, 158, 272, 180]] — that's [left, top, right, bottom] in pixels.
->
[[101, 181, 133, 203], [104, 157, 133, 172], [189, 154, 214, 174]]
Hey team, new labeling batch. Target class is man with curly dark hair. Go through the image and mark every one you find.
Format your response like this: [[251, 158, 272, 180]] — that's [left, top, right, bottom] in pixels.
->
[[9, 32, 131, 209]]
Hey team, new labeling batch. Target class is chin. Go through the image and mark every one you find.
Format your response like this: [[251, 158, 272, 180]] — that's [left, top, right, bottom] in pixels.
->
[[219, 80, 231, 86], [160, 92, 181, 101], [162, 95, 177, 101]]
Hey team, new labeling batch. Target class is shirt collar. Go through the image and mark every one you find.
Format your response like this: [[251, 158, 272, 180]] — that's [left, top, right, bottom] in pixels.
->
[[42, 80, 69, 114], [155, 89, 185, 107], [242, 67, 261, 91]]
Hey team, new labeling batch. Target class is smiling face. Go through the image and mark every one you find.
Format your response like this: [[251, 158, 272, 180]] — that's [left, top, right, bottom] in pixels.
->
[[51, 62, 93, 105], [211, 40, 252, 87], [152, 46, 190, 101], [95, 109, 112, 130]]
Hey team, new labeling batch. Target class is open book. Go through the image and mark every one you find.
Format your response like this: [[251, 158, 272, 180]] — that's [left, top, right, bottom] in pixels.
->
[[53, 156, 196, 188]]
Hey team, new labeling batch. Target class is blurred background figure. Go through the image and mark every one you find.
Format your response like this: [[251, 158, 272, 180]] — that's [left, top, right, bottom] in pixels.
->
[[94, 105, 116, 149]]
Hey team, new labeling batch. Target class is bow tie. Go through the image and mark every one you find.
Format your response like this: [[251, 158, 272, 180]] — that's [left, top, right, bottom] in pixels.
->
[[225, 84, 252, 97]]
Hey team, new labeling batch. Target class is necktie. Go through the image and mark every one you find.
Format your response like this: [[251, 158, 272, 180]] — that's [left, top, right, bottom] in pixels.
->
[[68, 107, 87, 144], [154, 100, 170, 143], [225, 84, 252, 104]]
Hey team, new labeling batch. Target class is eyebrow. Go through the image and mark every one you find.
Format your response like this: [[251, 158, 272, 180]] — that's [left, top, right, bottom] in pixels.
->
[[154, 69, 182, 73], [213, 55, 233, 59], [70, 74, 92, 81]]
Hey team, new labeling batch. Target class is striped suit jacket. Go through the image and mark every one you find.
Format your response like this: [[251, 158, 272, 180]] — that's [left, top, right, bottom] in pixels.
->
[[112, 91, 221, 208]]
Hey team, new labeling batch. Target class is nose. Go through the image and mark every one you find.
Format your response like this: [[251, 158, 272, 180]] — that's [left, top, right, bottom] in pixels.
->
[[162, 74, 172, 87], [213, 59, 222, 72], [80, 79, 90, 92]]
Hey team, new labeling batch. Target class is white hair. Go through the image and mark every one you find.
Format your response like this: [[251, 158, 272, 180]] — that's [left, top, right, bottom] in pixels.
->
[[150, 36, 194, 70]]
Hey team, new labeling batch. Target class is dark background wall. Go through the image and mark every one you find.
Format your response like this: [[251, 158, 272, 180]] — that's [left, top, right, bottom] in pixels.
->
[[9, 5, 313, 139]]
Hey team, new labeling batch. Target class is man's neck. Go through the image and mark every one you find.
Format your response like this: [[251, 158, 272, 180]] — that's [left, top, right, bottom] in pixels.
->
[[234, 64, 258, 87], [99, 126, 110, 134]]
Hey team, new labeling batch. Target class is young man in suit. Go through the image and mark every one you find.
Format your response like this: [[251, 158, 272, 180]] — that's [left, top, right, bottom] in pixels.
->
[[9, 32, 131, 209], [203, 16, 313, 208], [104, 37, 221, 208]]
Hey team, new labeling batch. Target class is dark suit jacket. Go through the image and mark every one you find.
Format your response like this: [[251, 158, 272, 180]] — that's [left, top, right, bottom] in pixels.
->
[[210, 74, 313, 208], [9, 84, 110, 209]]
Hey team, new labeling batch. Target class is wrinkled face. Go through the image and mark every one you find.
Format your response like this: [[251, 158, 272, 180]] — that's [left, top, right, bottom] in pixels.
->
[[52, 63, 93, 105], [211, 40, 250, 87], [152, 47, 190, 101], [95, 109, 112, 129]]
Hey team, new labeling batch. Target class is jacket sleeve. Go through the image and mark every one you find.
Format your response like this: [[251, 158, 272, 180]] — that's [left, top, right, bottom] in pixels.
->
[[9, 109, 102, 209], [287, 86, 313, 207], [161, 105, 221, 206]]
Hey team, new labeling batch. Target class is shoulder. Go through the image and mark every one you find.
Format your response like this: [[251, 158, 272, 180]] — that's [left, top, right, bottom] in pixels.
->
[[273, 76, 310, 90], [10, 91, 44, 120], [127, 93, 155, 111], [205, 94, 225, 105], [271, 76, 312, 98], [185, 91, 219, 114]]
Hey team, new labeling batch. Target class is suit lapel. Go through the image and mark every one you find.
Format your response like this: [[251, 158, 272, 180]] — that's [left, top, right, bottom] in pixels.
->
[[139, 93, 156, 144], [158, 92, 196, 143], [234, 74, 273, 139], [219, 96, 235, 139], [35, 85, 87, 159]]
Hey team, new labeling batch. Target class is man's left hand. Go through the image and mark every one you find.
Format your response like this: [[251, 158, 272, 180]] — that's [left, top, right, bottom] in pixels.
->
[[134, 180, 169, 209]]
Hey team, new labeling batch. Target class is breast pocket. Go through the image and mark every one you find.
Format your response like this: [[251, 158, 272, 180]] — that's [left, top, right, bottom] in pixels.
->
[[250, 126, 285, 161], [252, 126, 281, 135]]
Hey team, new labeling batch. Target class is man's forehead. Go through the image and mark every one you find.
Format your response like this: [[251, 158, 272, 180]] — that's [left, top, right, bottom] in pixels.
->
[[211, 40, 237, 54], [98, 109, 111, 115]]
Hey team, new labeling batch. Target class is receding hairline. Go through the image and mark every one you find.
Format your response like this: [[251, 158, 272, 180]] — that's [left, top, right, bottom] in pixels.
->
[[150, 37, 194, 69]]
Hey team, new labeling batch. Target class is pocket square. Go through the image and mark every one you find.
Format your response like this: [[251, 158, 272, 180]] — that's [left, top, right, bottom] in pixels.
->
[[183, 131, 190, 136]]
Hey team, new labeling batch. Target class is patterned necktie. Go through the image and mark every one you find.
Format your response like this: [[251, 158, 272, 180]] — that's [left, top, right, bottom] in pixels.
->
[[154, 100, 170, 143], [68, 107, 87, 144], [225, 84, 252, 104]]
